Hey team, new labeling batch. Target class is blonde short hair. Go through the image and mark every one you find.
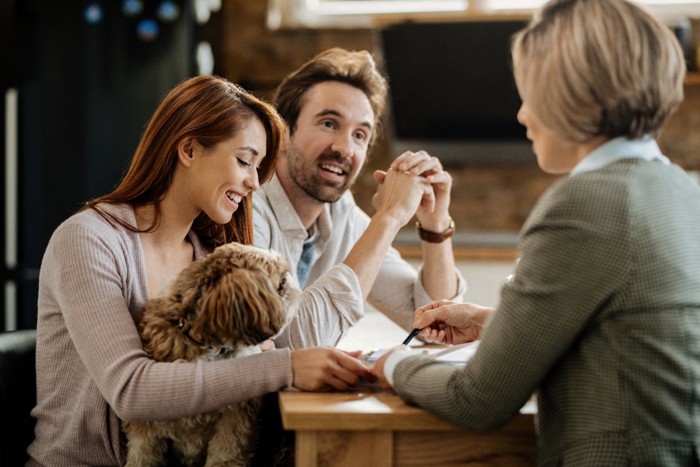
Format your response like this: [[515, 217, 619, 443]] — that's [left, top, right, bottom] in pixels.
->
[[512, 0, 685, 142]]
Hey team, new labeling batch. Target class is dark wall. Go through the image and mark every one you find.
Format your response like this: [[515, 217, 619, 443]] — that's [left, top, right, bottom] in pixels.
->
[[2, 0, 194, 329]]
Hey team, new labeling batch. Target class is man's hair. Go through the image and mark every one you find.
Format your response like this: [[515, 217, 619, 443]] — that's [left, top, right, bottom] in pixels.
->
[[273, 47, 389, 147], [512, 0, 685, 141]]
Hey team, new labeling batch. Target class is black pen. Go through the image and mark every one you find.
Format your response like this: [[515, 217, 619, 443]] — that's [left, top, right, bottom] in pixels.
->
[[402, 328, 421, 345]]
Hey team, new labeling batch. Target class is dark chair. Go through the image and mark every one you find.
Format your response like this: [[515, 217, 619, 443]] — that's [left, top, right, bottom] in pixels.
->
[[0, 329, 37, 466]]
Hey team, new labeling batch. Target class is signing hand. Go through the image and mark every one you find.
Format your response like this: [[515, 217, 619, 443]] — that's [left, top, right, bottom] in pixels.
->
[[414, 300, 493, 345]]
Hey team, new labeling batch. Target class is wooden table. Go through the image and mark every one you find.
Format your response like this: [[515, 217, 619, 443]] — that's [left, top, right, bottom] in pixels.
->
[[278, 388, 536, 466]]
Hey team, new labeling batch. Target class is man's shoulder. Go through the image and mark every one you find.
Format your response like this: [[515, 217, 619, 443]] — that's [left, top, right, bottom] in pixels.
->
[[252, 189, 276, 248], [252, 188, 271, 213], [253, 176, 274, 201], [325, 191, 371, 233], [254, 175, 292, 211]]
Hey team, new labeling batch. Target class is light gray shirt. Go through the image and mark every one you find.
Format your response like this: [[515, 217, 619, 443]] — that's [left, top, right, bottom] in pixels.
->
[[255, 174, 467, 347]]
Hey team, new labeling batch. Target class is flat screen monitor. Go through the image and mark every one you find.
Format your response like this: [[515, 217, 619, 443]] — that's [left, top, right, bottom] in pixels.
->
[[380, 19, 535, 164]]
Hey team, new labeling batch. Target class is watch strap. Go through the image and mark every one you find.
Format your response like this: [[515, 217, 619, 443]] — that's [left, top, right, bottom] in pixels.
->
[[416, 218, 455, 243]]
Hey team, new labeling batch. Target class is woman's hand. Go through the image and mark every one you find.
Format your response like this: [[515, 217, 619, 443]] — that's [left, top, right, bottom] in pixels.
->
[[290, 347, 372, 392], [259, 339, 276, 352], [414, 300, 493, 345]]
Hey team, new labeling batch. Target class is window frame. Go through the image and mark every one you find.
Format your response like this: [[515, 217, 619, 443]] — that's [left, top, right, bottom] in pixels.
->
[[266, 0, 700, 29]]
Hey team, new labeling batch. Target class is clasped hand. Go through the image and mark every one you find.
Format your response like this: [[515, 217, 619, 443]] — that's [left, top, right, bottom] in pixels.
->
[[372, 151, 452, 230]]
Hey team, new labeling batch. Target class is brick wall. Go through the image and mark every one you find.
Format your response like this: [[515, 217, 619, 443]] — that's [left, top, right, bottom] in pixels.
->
[[216, 0, 700, 237]]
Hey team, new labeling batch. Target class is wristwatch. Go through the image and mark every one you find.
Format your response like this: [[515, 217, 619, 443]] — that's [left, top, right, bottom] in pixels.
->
[[416, 218, 455, 243]]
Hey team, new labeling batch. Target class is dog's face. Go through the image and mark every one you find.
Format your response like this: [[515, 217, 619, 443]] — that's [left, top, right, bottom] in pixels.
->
[[169, 243, 296, 349]]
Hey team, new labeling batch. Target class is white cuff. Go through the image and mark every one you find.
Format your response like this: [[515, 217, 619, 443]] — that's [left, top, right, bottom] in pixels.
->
[[384, 346, 419, 386]]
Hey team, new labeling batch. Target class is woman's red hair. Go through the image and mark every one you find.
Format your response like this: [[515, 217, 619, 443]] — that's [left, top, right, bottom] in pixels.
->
[[85, 75, 284, 248]]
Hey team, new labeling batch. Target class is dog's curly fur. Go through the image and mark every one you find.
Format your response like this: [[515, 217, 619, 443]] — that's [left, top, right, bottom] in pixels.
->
[[122, 243, 296, 467]]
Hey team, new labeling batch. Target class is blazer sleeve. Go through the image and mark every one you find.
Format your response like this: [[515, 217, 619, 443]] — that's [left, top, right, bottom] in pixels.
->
[[391, 176, 632, 431]]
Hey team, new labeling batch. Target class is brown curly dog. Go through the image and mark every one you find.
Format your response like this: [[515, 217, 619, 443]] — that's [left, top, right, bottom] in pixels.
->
[[122, 243, 297, 467]]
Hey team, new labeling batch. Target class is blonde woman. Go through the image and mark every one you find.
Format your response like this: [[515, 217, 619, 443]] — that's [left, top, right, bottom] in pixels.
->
[[374, 0, 700, 465]]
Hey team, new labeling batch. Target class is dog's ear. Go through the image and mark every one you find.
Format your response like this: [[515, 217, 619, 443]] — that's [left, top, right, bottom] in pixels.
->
[[188, 268, 287, 346], [138, 297, 196, 361]]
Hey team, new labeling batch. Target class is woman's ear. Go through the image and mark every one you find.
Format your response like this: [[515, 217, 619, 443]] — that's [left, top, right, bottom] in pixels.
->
[[177, 138, 196, 167]]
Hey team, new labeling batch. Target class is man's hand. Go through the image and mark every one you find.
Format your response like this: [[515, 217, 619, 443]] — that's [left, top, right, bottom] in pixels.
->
[[371, 166, 429, 228], [388, 151, 453, 233]]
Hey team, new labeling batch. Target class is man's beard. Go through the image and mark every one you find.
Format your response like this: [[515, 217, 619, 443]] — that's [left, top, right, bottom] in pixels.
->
[[287, 147, 355, 204]]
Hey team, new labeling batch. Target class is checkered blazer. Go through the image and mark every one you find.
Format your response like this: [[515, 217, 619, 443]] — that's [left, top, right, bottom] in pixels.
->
[[393, 158, 700, 466]]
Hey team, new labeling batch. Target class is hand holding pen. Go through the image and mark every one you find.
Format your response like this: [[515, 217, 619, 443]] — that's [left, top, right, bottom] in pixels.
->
[[409, 300, 493, 345], [401, 327, 421, 345]]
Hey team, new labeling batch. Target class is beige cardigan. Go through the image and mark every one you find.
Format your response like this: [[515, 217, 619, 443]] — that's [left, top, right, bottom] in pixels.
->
[[28, 203, 293, 466]]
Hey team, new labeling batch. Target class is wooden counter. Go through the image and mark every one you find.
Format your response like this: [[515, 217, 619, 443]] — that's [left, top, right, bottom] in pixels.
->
[[279, 389, 536, 466]]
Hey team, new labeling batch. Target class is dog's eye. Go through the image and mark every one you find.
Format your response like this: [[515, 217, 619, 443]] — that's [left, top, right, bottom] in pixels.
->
[[277, 277, 287, 295]]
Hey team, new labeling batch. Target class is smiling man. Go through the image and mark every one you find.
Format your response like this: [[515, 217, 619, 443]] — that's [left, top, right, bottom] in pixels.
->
[[254, 48, 466, 348]]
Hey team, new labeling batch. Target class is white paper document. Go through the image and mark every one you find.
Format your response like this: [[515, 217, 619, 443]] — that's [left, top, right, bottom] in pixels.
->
[[364, 341, 480, 365]]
